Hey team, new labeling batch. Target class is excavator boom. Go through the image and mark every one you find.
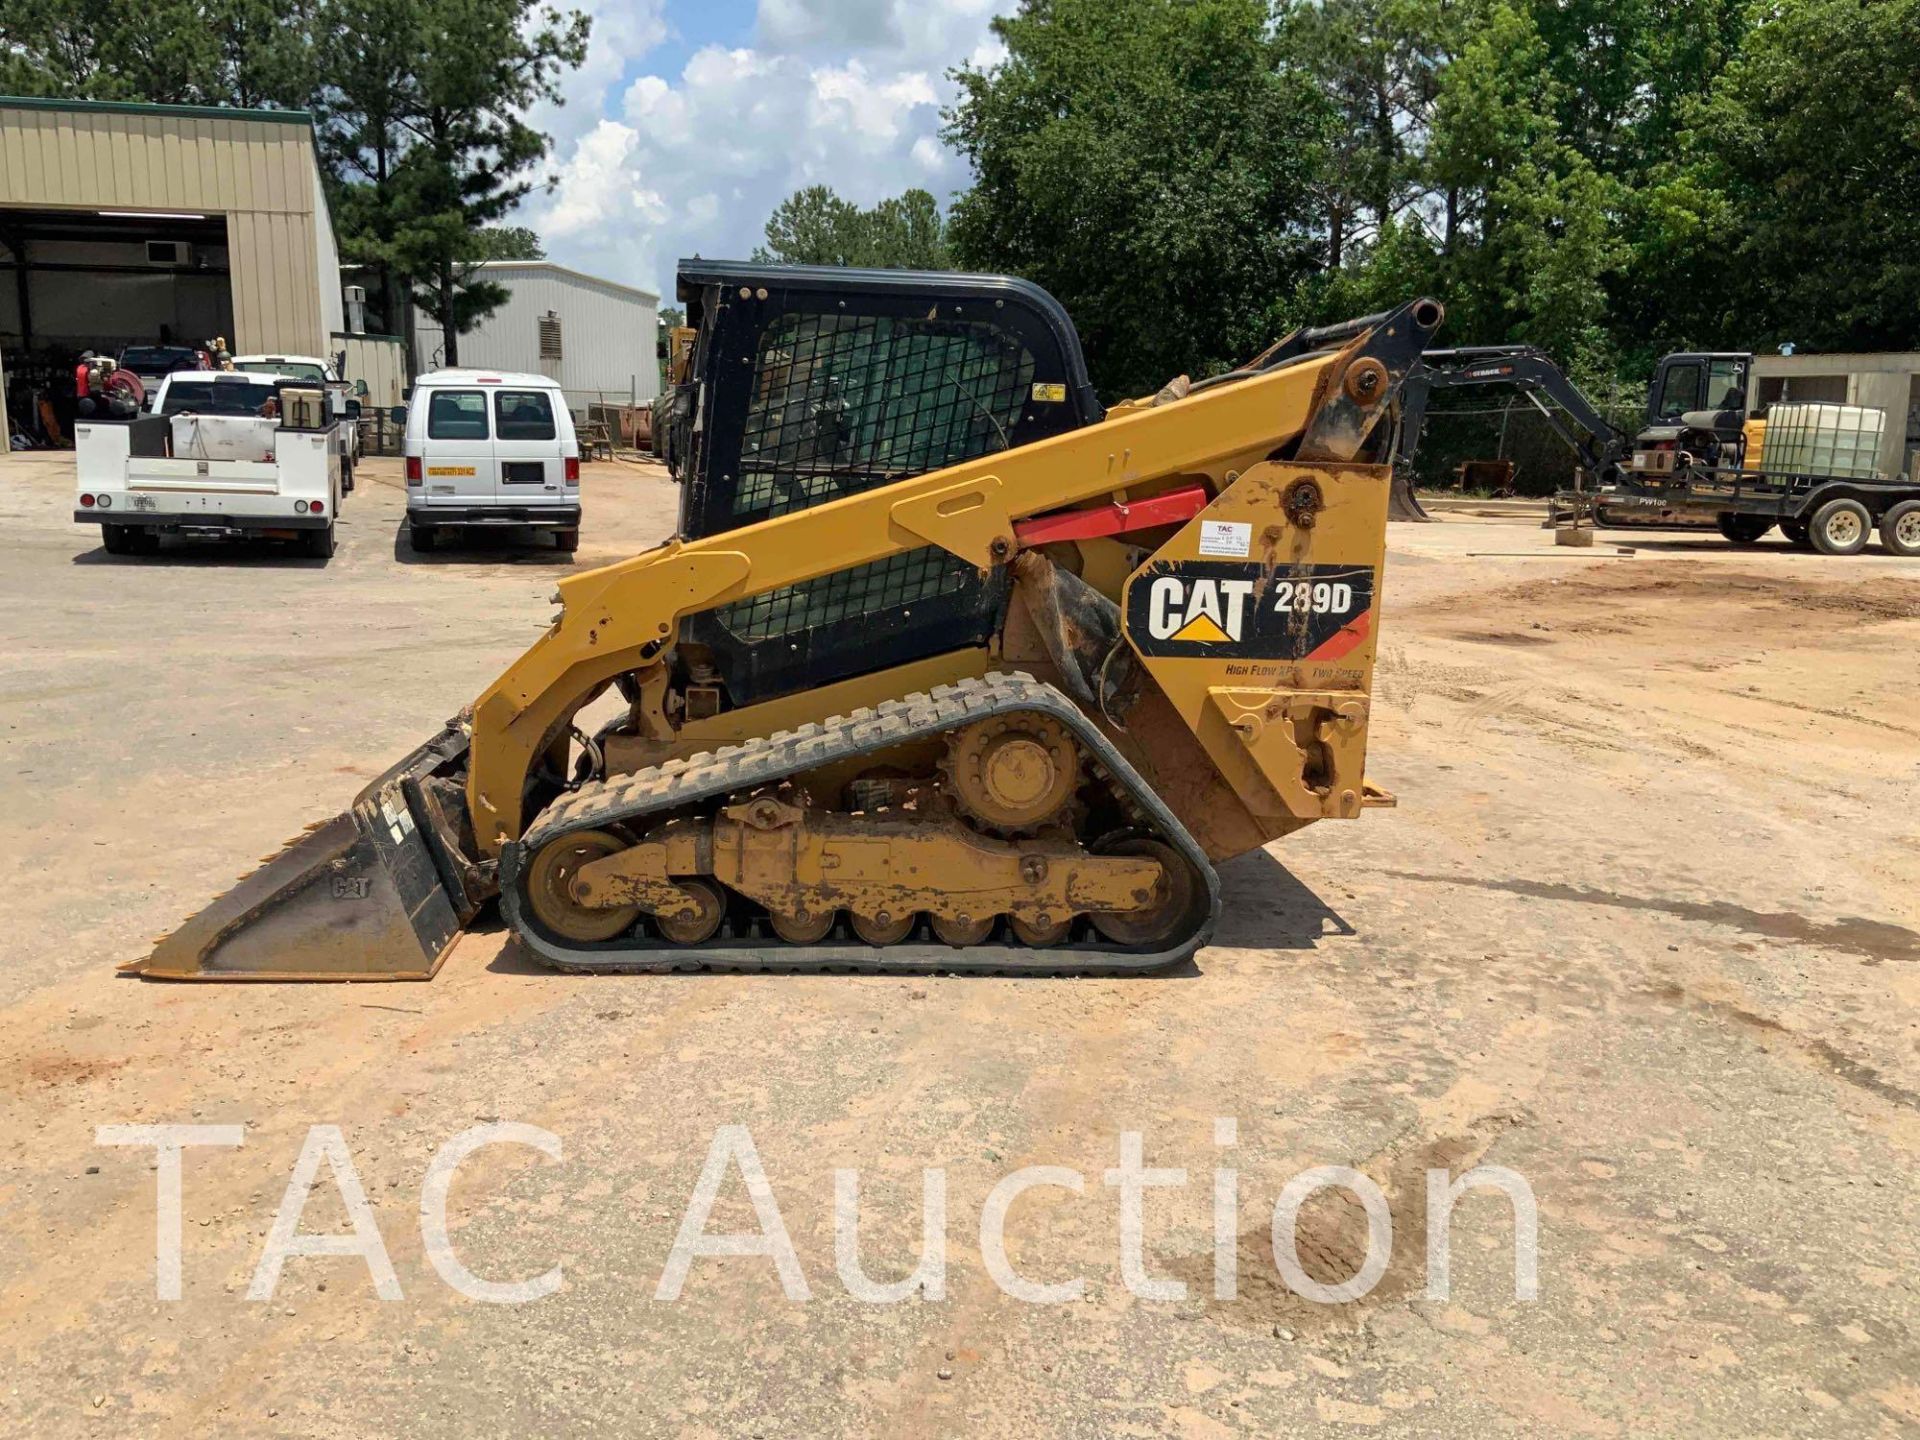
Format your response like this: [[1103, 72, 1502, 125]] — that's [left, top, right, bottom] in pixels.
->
[[132, 266, 1441, 980]]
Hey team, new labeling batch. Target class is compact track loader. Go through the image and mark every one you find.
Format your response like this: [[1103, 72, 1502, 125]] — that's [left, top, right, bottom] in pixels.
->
[[131, 263, 1442, 980]]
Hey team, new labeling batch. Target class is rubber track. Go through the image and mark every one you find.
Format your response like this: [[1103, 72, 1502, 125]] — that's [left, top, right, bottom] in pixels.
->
[[501, 672, 1221, 975]]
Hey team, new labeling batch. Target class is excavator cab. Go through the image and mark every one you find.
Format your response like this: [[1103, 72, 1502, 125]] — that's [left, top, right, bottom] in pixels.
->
[[1640, 352, 1753, 470]]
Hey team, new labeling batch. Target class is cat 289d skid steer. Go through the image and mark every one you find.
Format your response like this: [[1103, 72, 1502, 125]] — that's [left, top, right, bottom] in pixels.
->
[[130, 263, 1442, 980]]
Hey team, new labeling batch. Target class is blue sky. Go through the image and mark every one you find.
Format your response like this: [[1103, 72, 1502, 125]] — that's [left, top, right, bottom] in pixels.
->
[[644, 0, 760, 73], [516, 0, 1015, 304]]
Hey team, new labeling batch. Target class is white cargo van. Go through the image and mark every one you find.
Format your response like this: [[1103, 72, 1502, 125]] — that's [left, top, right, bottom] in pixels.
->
[[402, 370, 581, 553]]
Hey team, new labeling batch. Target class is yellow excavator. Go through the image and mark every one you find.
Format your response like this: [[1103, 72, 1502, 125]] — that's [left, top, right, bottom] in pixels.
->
[[130, 263, 1443, 979]]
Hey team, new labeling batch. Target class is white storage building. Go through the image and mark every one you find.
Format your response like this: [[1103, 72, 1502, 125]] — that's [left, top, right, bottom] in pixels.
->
[[412, 260, 658, 413]]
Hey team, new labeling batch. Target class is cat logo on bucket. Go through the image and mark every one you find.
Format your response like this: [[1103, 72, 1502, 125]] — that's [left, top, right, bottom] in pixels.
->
[[1127, 561, 1376, 661]]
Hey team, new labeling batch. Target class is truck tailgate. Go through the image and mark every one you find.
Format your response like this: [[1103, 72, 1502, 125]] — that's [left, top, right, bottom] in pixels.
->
[[127, 458, 279, 494]]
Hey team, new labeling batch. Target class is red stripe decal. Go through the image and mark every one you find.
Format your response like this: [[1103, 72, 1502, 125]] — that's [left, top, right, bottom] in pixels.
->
[[1305, 607, 1373, 662], [1014, 484, 1212, 546]]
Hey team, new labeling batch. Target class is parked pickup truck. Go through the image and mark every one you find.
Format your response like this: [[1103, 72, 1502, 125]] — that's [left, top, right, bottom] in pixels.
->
[[74, 371, 343, 559], [230, 352, 362, 488]]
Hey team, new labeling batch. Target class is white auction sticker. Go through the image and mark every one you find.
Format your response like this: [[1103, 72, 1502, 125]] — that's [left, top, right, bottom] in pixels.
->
[[1197, 520, 1252, 558]]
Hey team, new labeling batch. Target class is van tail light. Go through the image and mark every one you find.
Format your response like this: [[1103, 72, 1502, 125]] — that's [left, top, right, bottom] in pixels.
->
[[310, 499, 324, 514], [80, 493, 95, 507], [406, 456, 422, 485], [564, 457, 580, 485]]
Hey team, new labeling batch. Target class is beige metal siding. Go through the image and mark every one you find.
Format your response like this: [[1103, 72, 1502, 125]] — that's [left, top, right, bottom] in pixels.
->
[[0, 103, 336, 353]]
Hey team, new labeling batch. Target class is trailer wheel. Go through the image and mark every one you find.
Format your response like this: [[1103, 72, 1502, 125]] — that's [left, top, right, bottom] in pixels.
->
[[1808, 498, 1872, 556], [1880, 500, 1920, 557], [1716, 512, 1774, 545], [1781, 518, 1813, 549]]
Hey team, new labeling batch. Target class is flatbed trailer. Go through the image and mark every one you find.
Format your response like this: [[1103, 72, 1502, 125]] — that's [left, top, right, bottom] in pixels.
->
[[1554, 465, 1920, 556]]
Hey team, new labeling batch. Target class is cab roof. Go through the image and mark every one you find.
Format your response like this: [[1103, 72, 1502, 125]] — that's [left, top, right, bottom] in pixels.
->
[[164, 370, 294, 383], [415, 369, 561, 389]]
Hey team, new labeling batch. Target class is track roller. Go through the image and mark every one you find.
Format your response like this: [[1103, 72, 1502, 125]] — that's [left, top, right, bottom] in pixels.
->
[[769, 909, 835, 944], [656, 879, 726, 945], [931, 915, 995, 947], [850, 911, 916, 946], [1010, 915, 1071, 947]]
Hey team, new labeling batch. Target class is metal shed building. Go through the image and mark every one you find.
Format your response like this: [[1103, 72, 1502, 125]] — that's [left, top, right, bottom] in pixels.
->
[[0, 96, 343, 366], [412, 260, 658, 412]]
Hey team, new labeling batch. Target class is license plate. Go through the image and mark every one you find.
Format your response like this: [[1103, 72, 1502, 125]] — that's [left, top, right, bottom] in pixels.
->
[[130, 494, 157, 511]]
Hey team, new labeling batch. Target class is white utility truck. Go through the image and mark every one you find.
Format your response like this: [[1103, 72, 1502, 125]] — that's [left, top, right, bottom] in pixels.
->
[[74, 370, 343, 559]]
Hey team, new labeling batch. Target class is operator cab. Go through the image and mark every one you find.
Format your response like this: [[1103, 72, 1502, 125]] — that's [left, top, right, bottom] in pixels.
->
[[1636, 352, 1753, 473], [656, 260, 1103, 708]]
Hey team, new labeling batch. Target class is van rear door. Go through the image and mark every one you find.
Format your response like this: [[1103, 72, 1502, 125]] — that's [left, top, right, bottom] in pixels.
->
[[420, 388, 494, 505], [492, 387, 566, 505]]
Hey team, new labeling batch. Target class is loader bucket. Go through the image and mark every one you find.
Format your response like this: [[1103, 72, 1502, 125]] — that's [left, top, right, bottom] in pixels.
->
[[125, 724, 483, 981]]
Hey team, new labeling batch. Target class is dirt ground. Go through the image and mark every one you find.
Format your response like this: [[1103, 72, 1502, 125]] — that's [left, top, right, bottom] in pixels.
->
[[1, 452, 1915, 1437]]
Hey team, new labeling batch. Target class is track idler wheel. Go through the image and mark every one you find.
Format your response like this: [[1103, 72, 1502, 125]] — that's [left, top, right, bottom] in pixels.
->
[[526, 829, 643, 943], [656, 879, 726, 946], [1090, 837, 1200, 948]]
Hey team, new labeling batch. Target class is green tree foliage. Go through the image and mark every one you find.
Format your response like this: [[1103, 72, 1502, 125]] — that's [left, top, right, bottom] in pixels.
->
[[944, 0, 1908, 496], [1651, 0, 1920, 356], [754, 186, 951, 269], [1275, 0, 1466, 269], [367, 0, 587, 365], [944, 0, 1332, 397], [474, 226, 547, 260], [0, 0, 315, 106]]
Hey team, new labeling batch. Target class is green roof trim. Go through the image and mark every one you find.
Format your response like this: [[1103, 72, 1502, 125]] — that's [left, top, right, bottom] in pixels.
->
[[0, 94, 314, 125]]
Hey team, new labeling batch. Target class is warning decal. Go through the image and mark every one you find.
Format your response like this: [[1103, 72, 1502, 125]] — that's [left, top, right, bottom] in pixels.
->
[[1126, 560, 1377, 661]]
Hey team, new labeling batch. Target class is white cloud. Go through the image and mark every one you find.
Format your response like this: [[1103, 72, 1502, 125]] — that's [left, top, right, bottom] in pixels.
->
[[521, 0, 1015, 301], [525, 0, 671, 153], [542, 120, 642, 239]]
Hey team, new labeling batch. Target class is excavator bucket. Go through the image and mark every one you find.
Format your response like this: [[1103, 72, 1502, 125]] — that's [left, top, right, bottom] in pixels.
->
[[125, 725, 482, 981], [1388, 472, 1433, 522]]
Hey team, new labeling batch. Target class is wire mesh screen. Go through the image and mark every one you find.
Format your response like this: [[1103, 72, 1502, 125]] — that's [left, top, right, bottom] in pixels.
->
[[715, 546, 979, 642], [733, 313, 1037, 522]]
